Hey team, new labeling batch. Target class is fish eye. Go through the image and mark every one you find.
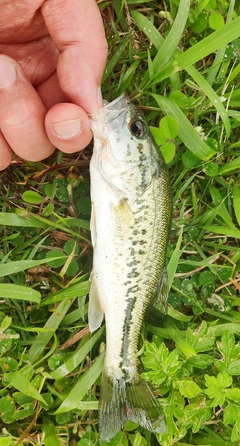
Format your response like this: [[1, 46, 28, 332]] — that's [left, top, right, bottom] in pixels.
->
[[129, 119, 147, 138]]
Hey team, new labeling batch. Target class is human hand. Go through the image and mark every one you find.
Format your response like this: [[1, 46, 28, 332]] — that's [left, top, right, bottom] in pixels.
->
[[0, 0, 108, 170]]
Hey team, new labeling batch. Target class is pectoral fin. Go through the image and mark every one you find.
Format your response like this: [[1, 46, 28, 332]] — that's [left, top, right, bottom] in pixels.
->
[[112, 198, 135, 235], [88, 273, 104, 332]]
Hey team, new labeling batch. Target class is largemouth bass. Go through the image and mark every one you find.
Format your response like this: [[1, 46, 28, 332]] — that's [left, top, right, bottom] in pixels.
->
[[89, 93, 172, 441]]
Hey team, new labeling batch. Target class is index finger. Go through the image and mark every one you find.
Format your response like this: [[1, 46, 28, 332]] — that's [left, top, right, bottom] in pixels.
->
[[41, 0, 108, 113]]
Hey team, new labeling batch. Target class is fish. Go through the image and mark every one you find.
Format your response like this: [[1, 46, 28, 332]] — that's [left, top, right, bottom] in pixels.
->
[[88, 93, 172, 441]]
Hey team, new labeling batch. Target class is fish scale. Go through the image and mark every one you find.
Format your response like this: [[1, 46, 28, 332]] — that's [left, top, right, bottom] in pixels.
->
[[89, 93, 172, 441]]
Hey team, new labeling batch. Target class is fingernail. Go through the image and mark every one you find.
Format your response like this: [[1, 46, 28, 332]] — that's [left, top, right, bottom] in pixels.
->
[[52, 118, 82, 139], [0, 57, 17, 88]]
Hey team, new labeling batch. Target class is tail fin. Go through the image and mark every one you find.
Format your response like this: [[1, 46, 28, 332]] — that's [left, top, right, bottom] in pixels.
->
[[99, 370, 166, 441]]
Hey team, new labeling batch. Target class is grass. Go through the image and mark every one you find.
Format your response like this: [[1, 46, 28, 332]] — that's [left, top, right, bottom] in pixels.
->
[[1, 0, 240, 444]]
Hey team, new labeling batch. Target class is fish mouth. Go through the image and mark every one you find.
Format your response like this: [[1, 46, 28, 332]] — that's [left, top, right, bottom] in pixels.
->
[[104, 93, 131, 130], [90, 93, 130, 134], [103, 93, 130, 117]]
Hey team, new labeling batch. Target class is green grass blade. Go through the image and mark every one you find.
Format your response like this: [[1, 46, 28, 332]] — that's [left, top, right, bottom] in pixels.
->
[[27, 235, 49, 260], [65, 218, 90, 230], [26, 298, 73, 363], [51, 328, 104, 380], [208, 323, 240, 337], [8, 232, 48, 257], [209, 185, 236, 229], [206, 226, 240, 239], [0, 257, 66, 277], [0, 212, 47, 228], [186, 65, 230, 137], [145, 15, 240, 88], [5, 371, 46, 404], [131, 10, 164, 50], [167, 226, 183, 290], [77, 401, 98, 410], [55, 352, 104, 414], [174, 16, 240, 70], [42, 280, 90, 306], [178, 255, 222, 268], [229, 63, 240, 84], [15, 209, 89, 240], [218, 156, 240, 174], [233, 186, 240, 227], [116, 60, 140, 95], [152, 0, 190, 70], [0, 284, 40, 303], [103, 34, 131, 83], [207, 0, 236, 84], [0, 211, 89, 241], [133, 0, 190, 87], [152, 94, 216, 160], [42, 418, 61, 446], [167, 306, 193, 322]]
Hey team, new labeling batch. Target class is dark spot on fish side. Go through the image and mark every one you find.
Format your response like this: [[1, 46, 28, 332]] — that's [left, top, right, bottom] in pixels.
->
[[127, 285, 139, 294], [127, 259, 137, 267], [127, 269, 140, 278]]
